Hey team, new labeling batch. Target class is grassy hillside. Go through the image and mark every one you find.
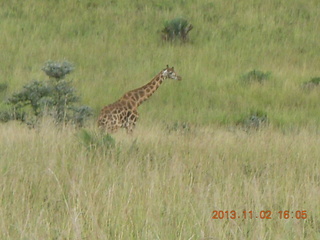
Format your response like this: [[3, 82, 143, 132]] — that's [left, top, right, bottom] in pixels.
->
[[0, 0, 320, 239], [1, 0, 319, 127]]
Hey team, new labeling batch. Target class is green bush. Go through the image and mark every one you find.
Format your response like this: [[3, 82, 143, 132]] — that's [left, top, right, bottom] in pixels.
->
[[302, 77, 320, 90], [7, 81, 51, 117], [78, 129, 115, 151], [161, 17, 193, 42], [0, 83, 8, 93], [0, 110, 26, 123], [0, 61, 92, 127], [240, 70, 271, 84], [0, 83, 8, 102], [237, 110, 268, 130], [165, 121, 191, 134], [42, 60, 74, 79]]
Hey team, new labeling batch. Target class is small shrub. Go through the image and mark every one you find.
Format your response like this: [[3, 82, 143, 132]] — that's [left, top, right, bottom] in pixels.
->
[[310, 77, 320, 85], [0, 61, 92, 127], [44, 79, 82, 124], [240, 70, 271, 84], [237, 110, 268, 130], [0, 110, 26, 123], [78, 129, 115, 150], [166, 121, 191, 133], [71, 106, 93, 127], [42, 60, 74, 79], [302, 77, 320, 90], [161, 17, 193, 42], [0, 83, 8, 102], [0, 83, 8, 93], [7, 80, 51, 117]]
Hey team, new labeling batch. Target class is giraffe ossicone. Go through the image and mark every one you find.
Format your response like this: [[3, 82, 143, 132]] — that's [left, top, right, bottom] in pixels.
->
[[97, 65, 182, 133]]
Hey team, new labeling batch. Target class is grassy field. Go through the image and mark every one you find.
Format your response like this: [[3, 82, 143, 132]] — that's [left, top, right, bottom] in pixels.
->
[[0, 0, 320, 239], [1, 122, 320, 239]]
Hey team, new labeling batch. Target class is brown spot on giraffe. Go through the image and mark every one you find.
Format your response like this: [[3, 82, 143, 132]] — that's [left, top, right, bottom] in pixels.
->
[[138, 90, 144, 97], [134, 93, 139, 100], [97, 65, 182, 133]]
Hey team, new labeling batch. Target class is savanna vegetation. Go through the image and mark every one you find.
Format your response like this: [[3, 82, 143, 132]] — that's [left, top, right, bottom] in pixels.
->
[[0, 0, 319, 239]]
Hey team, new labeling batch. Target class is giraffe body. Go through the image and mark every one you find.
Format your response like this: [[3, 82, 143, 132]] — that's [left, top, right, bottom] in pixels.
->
[[98, 65, 181, 133]]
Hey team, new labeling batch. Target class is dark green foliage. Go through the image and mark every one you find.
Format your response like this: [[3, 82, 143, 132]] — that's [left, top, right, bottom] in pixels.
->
[[45, 79, 81, 124], [166, 121, 191, 133], [42, 60, 74, 79], [7, 81, 51, 117], [302, 77, 320, 90], [310, 77, 320, 84], [78, 129, 115, 150], [0, 83, 8, 93], [310, 77, 320, 85], [71, 106, 93, 127], [0, 83, 8, 101], [161, 17, 193, 42], [241, 70, 271, 84], [237, 110, 268, 130], [0, 110, 26, 123], [0, 61, 92, 127]]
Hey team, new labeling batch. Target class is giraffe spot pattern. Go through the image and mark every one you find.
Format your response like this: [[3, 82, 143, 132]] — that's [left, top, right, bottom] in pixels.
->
[[97, 66, 181, 133]]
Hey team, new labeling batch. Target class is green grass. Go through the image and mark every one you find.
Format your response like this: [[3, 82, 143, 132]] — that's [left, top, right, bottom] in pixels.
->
[[1, 0, 319, 127], [0, 0, 320, 239]]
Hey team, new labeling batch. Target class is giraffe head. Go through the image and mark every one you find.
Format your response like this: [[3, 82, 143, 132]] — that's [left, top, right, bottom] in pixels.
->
[[162, 65, 182, 81]]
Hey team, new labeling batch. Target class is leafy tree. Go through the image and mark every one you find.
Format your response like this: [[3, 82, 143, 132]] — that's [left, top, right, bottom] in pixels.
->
[[0, 61, 92, 127]]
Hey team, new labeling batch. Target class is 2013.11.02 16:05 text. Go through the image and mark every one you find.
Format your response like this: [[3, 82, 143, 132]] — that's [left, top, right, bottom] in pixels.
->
[[212, 210, 307, 220]]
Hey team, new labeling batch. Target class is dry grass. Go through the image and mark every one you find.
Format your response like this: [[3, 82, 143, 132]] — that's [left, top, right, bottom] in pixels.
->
[[0, 120, 319, 239], [1, 0, 320, 239]]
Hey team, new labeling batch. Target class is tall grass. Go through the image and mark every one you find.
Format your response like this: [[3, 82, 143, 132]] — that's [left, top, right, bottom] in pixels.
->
[[0, 122, 319, 239], [0, 0, 320, 239]]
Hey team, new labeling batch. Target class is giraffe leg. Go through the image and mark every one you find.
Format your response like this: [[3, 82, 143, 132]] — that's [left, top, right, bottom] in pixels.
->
[[125, 110, 139, 134]]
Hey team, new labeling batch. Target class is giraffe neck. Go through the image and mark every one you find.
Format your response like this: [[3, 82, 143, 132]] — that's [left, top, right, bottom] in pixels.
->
[[122, 71, 165, 108]]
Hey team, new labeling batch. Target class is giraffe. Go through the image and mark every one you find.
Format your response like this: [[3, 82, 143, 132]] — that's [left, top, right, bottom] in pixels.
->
[[97, 65, 182, 133]]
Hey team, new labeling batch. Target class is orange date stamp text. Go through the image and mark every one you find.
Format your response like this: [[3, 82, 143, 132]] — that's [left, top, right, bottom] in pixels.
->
[[211, 210, 307, 220]]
